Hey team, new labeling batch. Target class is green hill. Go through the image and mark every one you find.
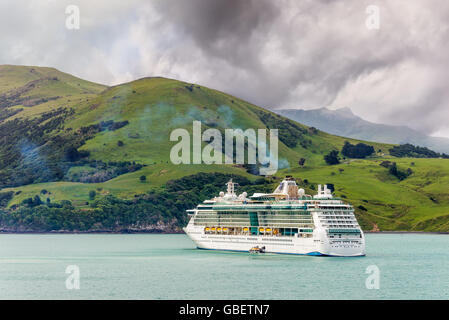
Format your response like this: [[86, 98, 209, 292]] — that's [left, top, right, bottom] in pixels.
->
[[0, 65, 448, 232], [0, 65, 106, 121]]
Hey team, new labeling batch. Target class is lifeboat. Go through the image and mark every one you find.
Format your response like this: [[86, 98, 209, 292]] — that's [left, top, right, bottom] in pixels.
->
[[211, 227, 216, 232], [205, 227, 210, 232], [243, 227, 249, 232], [223, 227, 228, 232], [217, 227, 222, 232], [259, 228, 265, 233], [265, 228, 272, 232]]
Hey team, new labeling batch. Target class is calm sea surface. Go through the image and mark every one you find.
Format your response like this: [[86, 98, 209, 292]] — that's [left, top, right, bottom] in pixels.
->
[[0, 233, 448, 299]]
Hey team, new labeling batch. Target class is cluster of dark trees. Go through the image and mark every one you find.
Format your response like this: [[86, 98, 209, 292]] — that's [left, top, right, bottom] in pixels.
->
[[66, 160, 143, 183], [0, 173, 273, 232], [389, 144, 449, 159], [0, 191, 14, 208], [324, 150, 340, 165], [77, 120, 129, 134], [164, 172, 272, 197], [0, 108, 75, 187], [0, 108, 23, 122], [341, 141, 375, 159], [21, 195, 46, 207], [1, 195, 181, 232], [380, 161, 413, 180], [323, 141, 375, 165], [252, 109, 312, 149]]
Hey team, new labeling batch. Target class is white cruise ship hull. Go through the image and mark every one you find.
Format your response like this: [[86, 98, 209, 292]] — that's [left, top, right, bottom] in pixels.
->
[[184, 178, 366, 257], [184, 224, 365, 257]]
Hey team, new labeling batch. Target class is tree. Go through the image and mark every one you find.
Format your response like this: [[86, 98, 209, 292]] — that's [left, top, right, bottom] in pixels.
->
[[140, 175, 147, 182], [33, 195, 42, 206], [324, 150, 340, 165], [338, 168, 344, 174], [117, 140, 124, 147], [308, 127, 318, 134], [388, 162, 398, 176], [298, 158, 306, 166], [341, 141, 375, 159], [0, 191, 14, 207], [387, 162, 411, 181], [65, 147, 81, 162], [89, 190, 96, 200]]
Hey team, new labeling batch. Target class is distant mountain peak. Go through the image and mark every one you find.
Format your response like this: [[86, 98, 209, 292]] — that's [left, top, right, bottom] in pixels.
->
[[335, 106, 354, 115], [276, 106, 449, 154]]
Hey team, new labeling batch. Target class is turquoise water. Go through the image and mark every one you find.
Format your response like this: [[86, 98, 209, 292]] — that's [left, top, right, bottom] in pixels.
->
[[0, 233, 448, 299]]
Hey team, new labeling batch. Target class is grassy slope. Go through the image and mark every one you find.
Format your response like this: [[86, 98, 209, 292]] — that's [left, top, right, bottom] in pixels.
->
[[1, 67, 448, 231], [281, 157, 449, 231], [0, 65, 106, 121]]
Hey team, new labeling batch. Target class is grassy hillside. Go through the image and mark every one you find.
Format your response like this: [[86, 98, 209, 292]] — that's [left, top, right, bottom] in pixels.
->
[[0, 65, 106, 122], [63, 76, 391, 166], [0, 65, 448, 232]]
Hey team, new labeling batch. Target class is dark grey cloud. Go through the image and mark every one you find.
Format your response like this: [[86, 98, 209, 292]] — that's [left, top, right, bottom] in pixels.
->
[[1, 0, 449, 137], [152, 0, 278, 69]]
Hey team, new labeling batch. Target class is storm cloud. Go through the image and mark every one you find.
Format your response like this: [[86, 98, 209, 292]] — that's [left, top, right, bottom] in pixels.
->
[[1, 0, 449, 137]]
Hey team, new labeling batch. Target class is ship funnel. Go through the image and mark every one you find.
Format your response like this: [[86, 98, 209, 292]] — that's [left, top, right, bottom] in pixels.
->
[[273, 176, 299, 199]]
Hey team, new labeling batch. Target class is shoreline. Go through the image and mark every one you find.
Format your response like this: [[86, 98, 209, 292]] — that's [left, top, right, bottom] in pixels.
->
[[0, 230, 184, 235], [364, 231, 449, 235], [0, 230, 448, 235]]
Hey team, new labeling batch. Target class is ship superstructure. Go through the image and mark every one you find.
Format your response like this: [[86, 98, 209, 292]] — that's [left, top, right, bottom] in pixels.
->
[[184, 177, 365, 256]]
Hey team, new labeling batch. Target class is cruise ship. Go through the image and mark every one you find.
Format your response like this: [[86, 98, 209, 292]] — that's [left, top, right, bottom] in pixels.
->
[[184, 177, 365, 256]]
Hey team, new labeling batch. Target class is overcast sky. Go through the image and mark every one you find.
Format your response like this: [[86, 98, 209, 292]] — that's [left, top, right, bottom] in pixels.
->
[[1, 0, 449, 137]]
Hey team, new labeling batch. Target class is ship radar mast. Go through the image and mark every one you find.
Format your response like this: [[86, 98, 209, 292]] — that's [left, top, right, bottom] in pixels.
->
[[225, 179, 237, 196]]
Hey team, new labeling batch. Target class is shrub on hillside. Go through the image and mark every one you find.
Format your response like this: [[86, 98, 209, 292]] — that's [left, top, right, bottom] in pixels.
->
[[341, 141, 375, 159], [389, 143, 449, 158], [324, 150, 340, 165]]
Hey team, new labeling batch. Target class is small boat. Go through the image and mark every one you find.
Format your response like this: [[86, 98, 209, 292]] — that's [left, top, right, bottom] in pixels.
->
[[249, 246, 266, 254]]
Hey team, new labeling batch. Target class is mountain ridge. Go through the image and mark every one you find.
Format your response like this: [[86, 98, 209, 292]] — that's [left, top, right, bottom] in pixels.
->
[[276, 107, 449, 153]]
